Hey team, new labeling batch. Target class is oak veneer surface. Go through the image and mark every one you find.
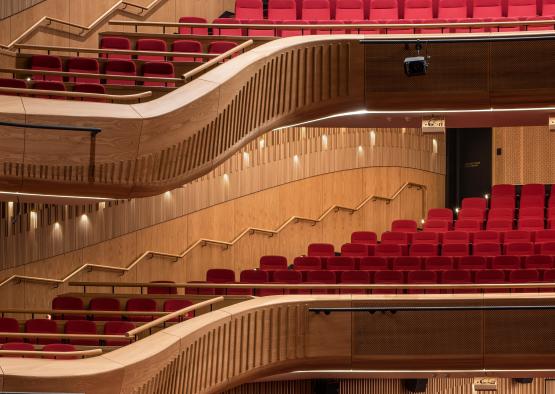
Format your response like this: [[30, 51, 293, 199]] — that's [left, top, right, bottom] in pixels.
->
[[0, 294, 554, 394]]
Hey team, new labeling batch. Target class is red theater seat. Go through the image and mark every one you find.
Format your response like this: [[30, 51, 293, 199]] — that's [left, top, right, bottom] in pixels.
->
[[407, 270, 439, 294], [229, 269, 268, 295], [172, 40, 203, 63], [375, 243, 404, 257], [488, 208, 514, 220], [136, 39, 167, 61], [458, 255, 488, 270], [475, 269, 508, 292], [359, 256, 390, 270], [438, 0, 468, 19], [442, 243, 469, 257], [351, 231, 378, 244], [42, 343, 78, 360], [30, 55, 62, 81], [268, 0, 297, 20], [260, 255, 288, 271], [458, 208, 486, 222], [373, 270, 404, 294], [491, 255, 521, 270], [236, 0, 264, 19], [65, 320, 98, 346], [507, 0, 538, 16], [104, 60, 136, 85], [32, 81, 66, 99], [454, 219, 482, 232], [208, 41, 239, 56], [519, 218, 545, 231], [369, 0, 400, 20], [72, 83, 106, 101], [66, 57, 100, 83], [326, 256, 356, 272], [487, 219, 513, 232], [491, 184, 516, 199], [0, 78, 27, 94], [539, 242, 555, 255], [212, 19, 243, 36], [473, 242, 501, 257], [410, 243, 438, 257], [302, 0, 332, 20], [339, 270, 370, 294], [304, 270, 337, 294], [25, 319, 58, 345], [89, 297, 121, 321], [336, 0, 365, 19], [0, 342, 35, 357], [0, 318, 20, 343], [425, 256, 454, 270], [178, 16, 208, 35], [503, 230, 532, 244], [441, 270, 474, 293], [524, 255, 553, 269], [473, 230, 501, 244], [509, 269, 540, 292], [392, 256, 422, 270], [125, 298, 157, 322], [341, 243, 369, 257], [308, 243, 335, 257], [427, 208, 454, 225], [412, 232, 439, 244], [490, 197, 515, 210], [381, 231, 409, 254], [519, 207, 544, 219], [163, 300, 194, 321], [294, 256, 322, 271], [521, 183, 545, 197], [520, 195, 545, 208], [104, 321, 135, 346], [271, 270, 302, 295], [205, 268, 235, 295], [100, 36, 131, 59], [423, 220, 450, 233], [443, 231, 470, 244], [505, 242, 534, 256], [404, 0, 433, 19], [461, 197, 487, 210], [147, 281, 177, 295], [276, 19, 310, 36], [52, 296, 84, 320], [142, 61, 175, 87]]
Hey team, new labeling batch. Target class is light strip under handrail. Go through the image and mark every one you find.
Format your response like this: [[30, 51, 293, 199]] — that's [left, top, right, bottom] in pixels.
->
[[0, 0, 169, 49], [13, 44, 218, 59], [0, 68, 182, 83], [0, 182, 426, 288], [125, 296, 225, 338], [182, 39, 254, 81], [0, 87, 152, 102], [309, 305, 555, 313], [109, 19, 555, 29], [68, 281, 555, 290], [0, 348, 103, 358], [0, 120, 100, 134]]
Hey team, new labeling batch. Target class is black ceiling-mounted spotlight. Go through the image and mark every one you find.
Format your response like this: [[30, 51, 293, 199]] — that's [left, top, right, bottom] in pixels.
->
[[404, 40, 429, 77]]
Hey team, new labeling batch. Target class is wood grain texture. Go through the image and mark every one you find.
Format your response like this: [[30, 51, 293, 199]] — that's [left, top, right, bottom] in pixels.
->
[[0, 1, 45, 21], [0, 295, 553, 393]]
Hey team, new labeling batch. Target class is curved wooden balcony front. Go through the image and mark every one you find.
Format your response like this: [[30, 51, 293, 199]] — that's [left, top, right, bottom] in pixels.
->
[[0, 33, 552, 199], [0, 294, 554, 393]]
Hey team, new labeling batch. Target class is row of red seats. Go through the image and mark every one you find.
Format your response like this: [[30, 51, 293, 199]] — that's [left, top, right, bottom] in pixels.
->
[[22, 55, 177, 87], [236, 0, 555, 21], [383, 228, 555, 244], [51, 296, 193, 321], [0, 79, 108, 99], [99, 37, 236, 60], [191, 266, 555, 295], [0, 342, 81, 359], [0, 318, 133, 347]]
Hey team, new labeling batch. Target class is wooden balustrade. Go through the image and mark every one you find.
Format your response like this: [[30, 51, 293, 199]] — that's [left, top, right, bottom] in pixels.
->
[[0, 87, 152, 102], [0, 294, 554, 393], [0, 348, 103, 358]]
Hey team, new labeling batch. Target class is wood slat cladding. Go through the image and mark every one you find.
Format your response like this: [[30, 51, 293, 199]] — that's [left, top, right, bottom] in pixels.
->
[[0, 126, 444, 271], [0, 296, 554, 393], [223, 380, 312, 394], [0, 37, 364, 198], [0, 0, 44, 20], [493, 126, 555, 185], [364, 38, 555, 110]]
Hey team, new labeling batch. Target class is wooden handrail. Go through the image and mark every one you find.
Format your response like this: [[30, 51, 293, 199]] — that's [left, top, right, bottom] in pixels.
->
[[183, 40, 254, 81], [0, 309, 168, 316], [0, 182, 426, 288], [0, 87, 152, 101], [69, 281, 555, 290], [125, 297, 224, 337], [0, 0, 169, 49], [109, 19, 555, 30], [0, 68, 182, 83], [0, 332, 129, 340], [14, 44, 218, 59], [0, 349, 103, 358]]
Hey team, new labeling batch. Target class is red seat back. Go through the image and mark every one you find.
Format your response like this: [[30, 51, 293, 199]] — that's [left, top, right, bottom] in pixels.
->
[[326, 256, 356, 271], [66, 57, 100, 83], [461, 197, 487, 210], [491, 255, 521, 270], [268, 0, 297, 20], [375, 243, 403, 257], [212, 19, 243, 36], [100, 36, 131, 59], [351, 231, 377, 244], [404, 0, 433, 18], [302, 0, 332, 19], [411, 232, 439, 244], [125, 298, 157, 322], [172, 40, 203, 63], [392, 256, 422, 270], [104, 321, 135, 346], [505, 242, 534, 256], [104, 60, 136, 86], [442, 243, 469, 257], [25, 319, 58, 345], [236, 0, 264, 19], [163, 299, 194, 321], [409, 243, 438, 257], [178, 16, 208, 35], [89, 297, 121, 321], [458, 256, 487, 270], [336, 0, 365, 19], [503, 230, 532, 244], [442, 231, 470, 244], [340, 243, 369, 257], [507, 0, 538, 17], [391, 219, 418, 233], [294, 256, 322, 270], [425, 256, 454, 270], [30, 55, 62, 81], [359, 256, 389, 270], [42, 343, 78, 360], [369, 0, 399, 19], [307, 243, 335, 256], [147, 280, 177, 295], [142, 61, 175, 87], [260, 255, 288, 270], [136, 39, 167, 61], [65, 320, 98, 346]]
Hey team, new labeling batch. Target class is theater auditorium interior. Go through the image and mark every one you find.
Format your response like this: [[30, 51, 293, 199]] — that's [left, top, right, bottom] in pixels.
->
[[0, 0, 554, 393]]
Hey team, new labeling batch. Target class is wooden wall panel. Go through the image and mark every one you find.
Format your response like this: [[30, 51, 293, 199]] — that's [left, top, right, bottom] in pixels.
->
[[493, 126, 555, 185], [0, 0, 45, 20]]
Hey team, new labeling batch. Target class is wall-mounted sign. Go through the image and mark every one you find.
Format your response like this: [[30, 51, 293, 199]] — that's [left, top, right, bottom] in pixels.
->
[[422, 117, 446, 134], [473, 377, 497, 391], [549, 116, 555, 132]]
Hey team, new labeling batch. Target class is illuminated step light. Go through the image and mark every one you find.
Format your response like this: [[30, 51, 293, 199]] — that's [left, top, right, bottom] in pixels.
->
[[549, 116, 555, 131], [422, 117, 445, 134]]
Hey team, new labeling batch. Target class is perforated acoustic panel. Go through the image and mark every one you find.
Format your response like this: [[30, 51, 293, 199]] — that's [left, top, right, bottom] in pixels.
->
[[365, 39, 555, 110]]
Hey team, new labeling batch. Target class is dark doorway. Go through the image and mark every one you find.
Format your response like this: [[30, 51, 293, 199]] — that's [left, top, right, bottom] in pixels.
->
[[446, 128, 492, 209]]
